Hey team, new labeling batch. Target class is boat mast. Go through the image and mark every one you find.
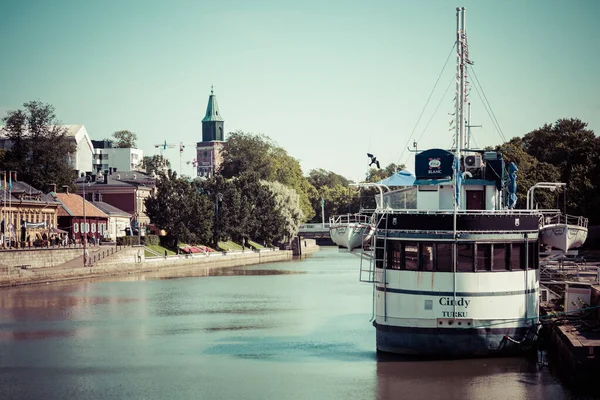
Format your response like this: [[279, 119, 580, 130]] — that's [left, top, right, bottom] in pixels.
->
[[458, 7, 466, 154]]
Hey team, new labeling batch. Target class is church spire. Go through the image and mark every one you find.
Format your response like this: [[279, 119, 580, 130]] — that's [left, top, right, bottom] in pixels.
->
[[202, 85, 224, 123], [201, 86, 225, 142]]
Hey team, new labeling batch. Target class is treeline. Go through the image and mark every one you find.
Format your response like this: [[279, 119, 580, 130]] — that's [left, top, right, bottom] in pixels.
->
[[494, 118, 600, 223]]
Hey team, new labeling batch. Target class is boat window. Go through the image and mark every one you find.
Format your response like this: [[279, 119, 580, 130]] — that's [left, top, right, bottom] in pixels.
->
[[375, 239, 385, 269], [509, 243, 522, 271], [419, 243, 434, 271], [435, 244, 453, 272], [492, 243, 509, 271], [528, 241, 539, 270], [475, 244, 492, 271], [387, 241, 402, 270], [457, 244, 474, 272], [404, 244, 419, 270]]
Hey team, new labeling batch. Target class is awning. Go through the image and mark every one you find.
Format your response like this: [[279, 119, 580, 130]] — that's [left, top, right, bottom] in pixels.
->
[[50, 227, 68, 234], [377, 170, 416, 186]]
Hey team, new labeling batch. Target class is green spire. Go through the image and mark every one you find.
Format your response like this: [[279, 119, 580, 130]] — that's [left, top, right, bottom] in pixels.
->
[[202, 86, 224, 122]]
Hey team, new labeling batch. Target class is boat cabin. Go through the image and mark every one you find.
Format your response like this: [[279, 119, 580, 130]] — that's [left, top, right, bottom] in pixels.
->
[[379, 149, 507, 212]]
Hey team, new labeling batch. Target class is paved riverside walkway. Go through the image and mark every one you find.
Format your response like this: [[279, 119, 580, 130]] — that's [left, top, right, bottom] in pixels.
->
[[44, 245, 104, 270]]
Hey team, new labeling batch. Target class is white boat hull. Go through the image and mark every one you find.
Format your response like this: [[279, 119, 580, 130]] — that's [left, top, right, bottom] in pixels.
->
[[329, 223, 373, 250], [540, 224, 588, 251]]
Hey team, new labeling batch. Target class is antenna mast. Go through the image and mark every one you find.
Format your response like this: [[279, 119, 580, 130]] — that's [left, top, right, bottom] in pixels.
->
[[455, 7, 467, 155]]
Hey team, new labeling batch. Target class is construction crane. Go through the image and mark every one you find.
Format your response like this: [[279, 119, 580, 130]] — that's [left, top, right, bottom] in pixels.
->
[[153, 141, 195, 175]]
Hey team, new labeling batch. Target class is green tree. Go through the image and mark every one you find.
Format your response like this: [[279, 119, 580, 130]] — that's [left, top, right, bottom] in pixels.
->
[[365, 162, 406, 183], [219, 131, 316, 221], [307, 168, 351, 189], [263, 180, 304, 243], [144, 170, 213, 247], [1, 100, 76, 190], [112, 130, 137, 148], [521, 118, 600, 218], [496, 138, 561, 209], [141, 155, 171, 175]]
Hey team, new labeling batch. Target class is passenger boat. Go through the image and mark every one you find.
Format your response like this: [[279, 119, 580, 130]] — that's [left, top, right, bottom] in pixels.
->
[[329, 213, 374, 250], [358, 7, 587, 357], [527, 183, 589, 252]]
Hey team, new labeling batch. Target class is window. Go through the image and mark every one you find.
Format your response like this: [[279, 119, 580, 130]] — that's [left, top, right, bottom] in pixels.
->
[[492, 244, 509, 271], [457, 244, 474, 272], [419, 244, 434, 271], [475, 244, 492, 271], [404, 244, 418, 270], [73, 223, 79, 233], [92, 223, 96, 233], [528, 241, 539, 270], [388, 242, 402, 270], [509, 243, 522, 270], [435, 244, 453, 272]]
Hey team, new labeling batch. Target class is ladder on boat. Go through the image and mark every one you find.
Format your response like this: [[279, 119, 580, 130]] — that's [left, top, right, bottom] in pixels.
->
[[359, 212, 387, 283]]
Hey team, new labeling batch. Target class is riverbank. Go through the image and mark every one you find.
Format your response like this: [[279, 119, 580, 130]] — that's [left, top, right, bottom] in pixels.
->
[[0, 239, 320, 288]]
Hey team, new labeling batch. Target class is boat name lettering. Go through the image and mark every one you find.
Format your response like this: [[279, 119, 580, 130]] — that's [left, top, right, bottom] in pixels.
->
[[439, 297, 470, 308], [441, 311, 468, 318]]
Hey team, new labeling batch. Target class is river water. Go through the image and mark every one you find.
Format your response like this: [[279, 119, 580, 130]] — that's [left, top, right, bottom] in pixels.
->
[[0, 247, 581, 399]]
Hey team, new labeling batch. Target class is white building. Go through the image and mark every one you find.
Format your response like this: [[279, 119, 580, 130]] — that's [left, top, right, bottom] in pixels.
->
[[64, 125, 94, 176], [92, 140, 144, 173], [0, 124, 95, 176]]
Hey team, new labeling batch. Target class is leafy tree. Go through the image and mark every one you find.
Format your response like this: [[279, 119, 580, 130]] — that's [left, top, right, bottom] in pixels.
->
[[201, 174, 241, 246], [141, 155, 171, 175], [144, 170, 213, 247], [495, 138, 561, 209], [521, 119, 600, 218], [1, 100, 76, 190], [307, 168, 351, 190], [263, 180, 304, 243], [365, 162, 406, 183], [112, 130, 137, 148], [219, 131, 316, 221]]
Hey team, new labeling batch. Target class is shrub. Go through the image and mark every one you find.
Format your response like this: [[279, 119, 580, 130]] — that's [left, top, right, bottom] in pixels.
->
[[117, 236, 139, 246], [142, 234, 159, 246]]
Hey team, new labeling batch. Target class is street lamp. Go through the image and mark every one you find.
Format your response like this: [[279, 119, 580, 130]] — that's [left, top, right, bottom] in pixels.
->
[[215, 192, 223, 246]]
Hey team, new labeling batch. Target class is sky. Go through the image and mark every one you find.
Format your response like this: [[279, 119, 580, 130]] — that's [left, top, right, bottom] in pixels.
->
[[1, 0, 599, 182]]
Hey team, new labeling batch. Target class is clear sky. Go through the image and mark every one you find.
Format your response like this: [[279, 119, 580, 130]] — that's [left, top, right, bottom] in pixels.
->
[[1, 0, 598, 181]]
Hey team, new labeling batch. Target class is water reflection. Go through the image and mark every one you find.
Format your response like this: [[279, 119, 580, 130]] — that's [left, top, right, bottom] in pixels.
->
[[0, 247, 577, 400]]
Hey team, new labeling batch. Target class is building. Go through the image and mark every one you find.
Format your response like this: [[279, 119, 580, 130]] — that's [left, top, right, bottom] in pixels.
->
[[52, 191, 109, 243], [92, 201, 132, 240], [91, 140, 144, 173], [75, 169, 155, 229], [0, 125, 94, 176], [64, 125, 94, 176], [196, 87, 225, 178], [0, 175, 61, 246]]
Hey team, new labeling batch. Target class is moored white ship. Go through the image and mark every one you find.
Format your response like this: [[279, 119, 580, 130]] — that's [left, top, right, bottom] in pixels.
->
[[357, 7, 588, 357], [329, 213, 374, 250]]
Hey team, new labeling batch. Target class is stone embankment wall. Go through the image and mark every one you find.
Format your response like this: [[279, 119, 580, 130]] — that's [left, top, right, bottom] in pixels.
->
[[0, 246, 296, 288], [0, 248, 85, 269]]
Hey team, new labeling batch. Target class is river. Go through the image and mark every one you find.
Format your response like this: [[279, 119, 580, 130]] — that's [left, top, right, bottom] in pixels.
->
[[0, 247, 581, 399]]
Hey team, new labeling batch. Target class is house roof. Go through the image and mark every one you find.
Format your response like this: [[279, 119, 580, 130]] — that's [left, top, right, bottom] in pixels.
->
[[92, 201, 131, 217], [52, 192, 108, 218], [0, 180, 60, 206]]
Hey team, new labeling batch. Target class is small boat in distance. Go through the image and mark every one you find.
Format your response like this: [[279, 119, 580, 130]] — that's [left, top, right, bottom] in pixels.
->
[[527, 182, 589, 252], [329, 213, 374, 250]]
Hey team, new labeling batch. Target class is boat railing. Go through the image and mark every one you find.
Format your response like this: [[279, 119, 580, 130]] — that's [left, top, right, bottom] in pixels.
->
[[329, 213, 373, 225], [375, 208, 545, 216], [540, 210, 589, 229]]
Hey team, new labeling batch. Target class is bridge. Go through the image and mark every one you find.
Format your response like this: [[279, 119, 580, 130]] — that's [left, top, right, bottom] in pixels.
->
[[298, 223, 331, 239]]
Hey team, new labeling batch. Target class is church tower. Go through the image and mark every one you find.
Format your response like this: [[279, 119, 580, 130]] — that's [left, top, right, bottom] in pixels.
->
[[196, 87, 225, 178]]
